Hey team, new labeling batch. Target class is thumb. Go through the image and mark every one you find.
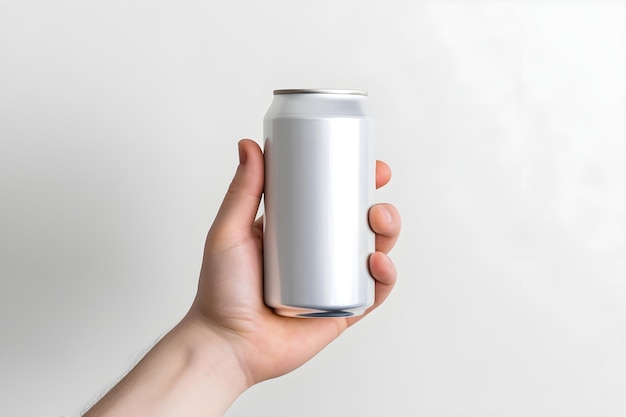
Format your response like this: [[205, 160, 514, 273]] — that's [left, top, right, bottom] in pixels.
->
[[207, 139, 264, 249]]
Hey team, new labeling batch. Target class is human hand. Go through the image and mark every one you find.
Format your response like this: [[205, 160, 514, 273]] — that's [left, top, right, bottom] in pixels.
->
[[184, 139, 401, 386], [83, 139, 400, 417]]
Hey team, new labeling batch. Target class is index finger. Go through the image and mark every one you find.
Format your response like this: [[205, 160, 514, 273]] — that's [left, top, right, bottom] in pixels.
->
[[376, 160, 391, 189]]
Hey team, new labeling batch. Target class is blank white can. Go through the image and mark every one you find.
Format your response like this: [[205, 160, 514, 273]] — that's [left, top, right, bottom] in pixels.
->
[[263, 89, 375, 318]]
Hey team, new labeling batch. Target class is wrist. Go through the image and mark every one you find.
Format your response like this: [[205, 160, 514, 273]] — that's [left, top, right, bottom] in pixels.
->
[[168, 316, 252, 412], [85, 316, 250, 417]]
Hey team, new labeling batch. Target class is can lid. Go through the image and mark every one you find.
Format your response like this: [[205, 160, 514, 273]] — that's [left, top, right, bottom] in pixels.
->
[[273, 89, 368, 96]]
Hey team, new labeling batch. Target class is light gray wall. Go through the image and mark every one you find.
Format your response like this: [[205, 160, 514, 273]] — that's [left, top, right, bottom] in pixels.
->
[[1, 1, 624, 416]]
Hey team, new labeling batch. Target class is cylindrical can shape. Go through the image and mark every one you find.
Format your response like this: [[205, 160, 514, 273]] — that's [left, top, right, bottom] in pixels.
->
[[263, 89, 375, 318]]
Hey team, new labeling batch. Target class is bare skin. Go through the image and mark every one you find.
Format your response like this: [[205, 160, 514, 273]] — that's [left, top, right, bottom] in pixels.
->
[[84, 139, 401, 417]]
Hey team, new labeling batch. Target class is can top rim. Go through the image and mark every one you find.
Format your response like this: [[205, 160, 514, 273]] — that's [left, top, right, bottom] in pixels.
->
[[273, 89, 368, 96]]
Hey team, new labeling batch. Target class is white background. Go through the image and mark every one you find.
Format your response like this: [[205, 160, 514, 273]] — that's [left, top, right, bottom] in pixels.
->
[[0, 1, 624, 416]]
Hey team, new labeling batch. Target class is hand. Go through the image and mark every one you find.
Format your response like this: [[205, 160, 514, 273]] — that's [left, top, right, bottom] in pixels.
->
[[186, 139, 401, 385], [84, 139, 401, 417]]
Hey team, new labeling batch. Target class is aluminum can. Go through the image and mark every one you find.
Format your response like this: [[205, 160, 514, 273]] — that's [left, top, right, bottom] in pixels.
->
[[263, 89, 375, 318]]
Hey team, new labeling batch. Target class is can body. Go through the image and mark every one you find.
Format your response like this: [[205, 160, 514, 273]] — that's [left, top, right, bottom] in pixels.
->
[[263, 89, 375, 318]]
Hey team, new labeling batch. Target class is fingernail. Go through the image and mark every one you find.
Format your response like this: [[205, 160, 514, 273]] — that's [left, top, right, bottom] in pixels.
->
[[379, 206, 392, 224], [238, 141, 247, 165]]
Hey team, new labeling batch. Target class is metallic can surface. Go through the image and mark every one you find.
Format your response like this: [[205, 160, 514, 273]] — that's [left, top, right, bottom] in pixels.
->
[[263, 89, 375, 318]]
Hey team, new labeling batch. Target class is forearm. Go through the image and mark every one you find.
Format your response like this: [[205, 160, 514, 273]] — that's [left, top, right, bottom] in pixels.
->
[[84, 318, 249, 417]]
